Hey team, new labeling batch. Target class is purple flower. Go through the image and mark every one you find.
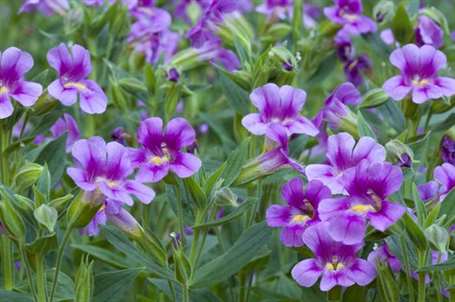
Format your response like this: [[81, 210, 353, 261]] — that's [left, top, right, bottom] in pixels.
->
[[130, 117, 202, 183], [50, 113, 81, 152], [306, 132, 386, 194], [318, 160, 406, 244], [417, 180, 439, 202], [344, 54, 371, 86], [324, 0, 376, 36], [291, 222, 376, 291], [82, 199, 122, 236], [20, 0, 69, 16], [314, 82, 361, 130], [383, 44, 455, 104], [241, 83, 319, 140], [441, 135, 455, 165], [257, 0, 292, 20], [380, 28, 395, 46], [416, 15, 444, 49], [266, 178, 331, 247], [67, 137, 155, 206], [47, 44, 107, 114], [434, 163, 455, 200], [0, 48, 43, 119], [335, 31, 355, 62], [367, 243, 401, 273]]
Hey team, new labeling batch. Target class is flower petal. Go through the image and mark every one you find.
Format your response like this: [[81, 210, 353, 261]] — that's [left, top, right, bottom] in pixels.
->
[[291, 259, 323, 287], [169, 152, 201, 178]]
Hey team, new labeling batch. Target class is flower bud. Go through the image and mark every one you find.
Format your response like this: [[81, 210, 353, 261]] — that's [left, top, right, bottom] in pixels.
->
[[75, 257, 94, 302], [109, 209, 142, 240], [13, 163, 43, 192], [325, 102, 359, 137], [214, 187, 239, 208], [425, 224, 449, 252], [66, 190, 104, 228], [262, 23, 292, 43], [171, 46, 218, 72], [0, 198, 26, 242], [385, 139, 414, 168], [373, 0, 395, 23], [217, 13, 253, 54]]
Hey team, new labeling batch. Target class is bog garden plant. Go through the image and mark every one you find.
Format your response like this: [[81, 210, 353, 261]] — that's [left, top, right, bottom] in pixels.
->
[[1, 0, 455, 301]]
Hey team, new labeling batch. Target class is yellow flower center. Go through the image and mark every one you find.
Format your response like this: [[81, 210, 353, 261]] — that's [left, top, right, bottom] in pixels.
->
[[150, 155, 169, 165], [325, 262, 345, 271], [106, 180, 119, 188], [412, 78, 430, 87], [291, 214, 310, 224], [343, 13, 358, 21], [64, 81, 87, 90], [0, 86, 9, 94], [351, 204, 375, 214]]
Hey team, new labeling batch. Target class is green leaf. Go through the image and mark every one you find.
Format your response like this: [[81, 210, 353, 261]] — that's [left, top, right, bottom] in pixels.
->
[[71, 244, 129, 268], [37, 165, 51, 202], [417, 258, 455, 272], [94, 268, 144, 302], [218, 73, 249, 115], [440, 188, 455, 219], [190, 221, 272, 288], [220, 139, 250, 187], [34, 204, 58, 233], [400, 212, 428, 251], [31, 135, 67, 187], [391, 4, 414, 44], [357, 111, 376, 139], [193, 198, 256, 229], [0, 291, 33, 302]]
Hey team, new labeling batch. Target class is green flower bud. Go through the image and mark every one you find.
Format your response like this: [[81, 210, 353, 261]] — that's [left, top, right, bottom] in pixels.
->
[[214, 187, 239, 208], [425, 224, 449, 252], [66, 190, 104, 228], [373, 0, 395, 23], [385, 139, 414, 168], [75, 257, 94, 302], [13, 163, 43, 192], [0, 198, 26, 242]]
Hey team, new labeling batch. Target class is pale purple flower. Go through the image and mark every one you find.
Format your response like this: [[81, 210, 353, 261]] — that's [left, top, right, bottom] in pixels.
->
[[47, 44, 107, 114], [291, 222, 376, 291], [318, 160, 406, 244], [67, 137, 155, 206], [84, 0, 141, 8], [111, 127, 129, 145], [335, 30, 355, 62], [266, 178, 331, 247], [130, 117, 202, 183], [344, 54, 371, 86], [314, 82, 361, 130], [324, 0, 376, 36], [433, 163, 455, 200], [50, 113, 81, 152], [303, 4, 321, 28], [81, 199, 122, 236], [241, 83, 319, 140], [380, 29, 395, 46], [306, 132, 386, 194], [383, 44, 455, 104], [367, 244, 401, 273], [20, 0, 69, 16], [417, 180, 439, 202], [416, 15, 444, 49], [0, 48, 43, 119], [257, 0, 292, 20]]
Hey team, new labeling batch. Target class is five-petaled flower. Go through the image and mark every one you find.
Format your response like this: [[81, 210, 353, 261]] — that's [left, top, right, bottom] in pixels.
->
[[130, 117, 202, 183], [318, 160, 406, 245], [0, 47, 43, 119], [241, 83, 319, 140], [291, 222, 376, 291], [47, 43, 108, 114], [266, 178, 331, 247], [324, 0, 376, 36], [383, 44, 455, 104]]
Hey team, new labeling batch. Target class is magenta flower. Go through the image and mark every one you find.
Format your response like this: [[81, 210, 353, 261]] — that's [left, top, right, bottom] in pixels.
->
[[291, 222, 376, 291], [241, 83, 319, 140], [416, 15, 444, 49], [0, 48, 43, 119], [306, 132, 386, 194], [314, 82, 361, 130], [130, 117, 202, 183], [383, 44, 455, 104], [266, 178, 331, 247], [324, 0, 376, 36], [47, 44, 107, 114], [20, 0, 69, 16], [50, 113, 81, 152], [318, 160, 406, 244], [67, 137, 155, 206], [367, 243, 401, 273]]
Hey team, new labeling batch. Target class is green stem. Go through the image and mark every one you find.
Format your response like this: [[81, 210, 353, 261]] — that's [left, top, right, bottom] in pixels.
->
[[35, 255, 48, 302], [417, 272, 426, 302], [49, 227, 73, 302], [291, 0, 303, 52], [1, 236, 14, 290], [18, 244, 38, 301], [182, 284, 190, 302], [327, 286, 342, 302]]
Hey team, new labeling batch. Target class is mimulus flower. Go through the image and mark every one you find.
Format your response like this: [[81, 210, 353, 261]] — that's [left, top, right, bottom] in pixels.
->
[[241, 83, 319, 140], [416, 15, 443, 49], [67, 136, 155, 206], [433, 163, 455, 201], [367, 243, 401, 273], [383, 44, 455, 104], [47, 44, 107, 114], [130, 117, 202, 183], [0, 47, 43, 119], [266, 178, 331, 247], [324, 0, 376, 36], [318, 160, 406, 244], [257, 0, 292, 20], [344, 54, 371, 86], [291, 222, 376, 291], [20, 0, 69, 16], [81, 199, 122, 236], [306, 132, 386, 194], [441, 135, 455, 165]]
